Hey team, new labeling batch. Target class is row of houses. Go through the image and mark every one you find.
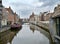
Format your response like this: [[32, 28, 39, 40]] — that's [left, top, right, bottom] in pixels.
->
[[0, 0, 21, 27], [29, 4, 60, 43], [29, 5, 60, 23], [29, 12, 53, 22], [29, 12, 40, 23], [0, 0, 21, 28], [1, 6, 20, 26]]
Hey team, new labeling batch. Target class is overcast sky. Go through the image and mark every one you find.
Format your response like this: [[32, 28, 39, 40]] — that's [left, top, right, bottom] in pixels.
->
[[2, 0, 60, 18]]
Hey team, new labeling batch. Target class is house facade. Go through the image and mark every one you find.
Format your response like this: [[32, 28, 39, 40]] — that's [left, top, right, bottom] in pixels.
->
[[2, 7, 8, 26], [44, 13, 53, 21], [29, 12, 35, 22], [14, 13, 20, 24], [5, 7, 20, 25], [34, 15, 40, 22], [0, 0, 2, 28], [5, 7, 15, 25], [39, 12, 52, 21], [49, 5, 60, 43]]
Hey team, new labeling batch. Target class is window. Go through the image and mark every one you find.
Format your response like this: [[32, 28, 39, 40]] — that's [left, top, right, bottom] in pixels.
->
[[0, 5, 3, 7], [0, 1, 2, 3], [0, 9, 2, 11], [0, 13, 2, 15], [56, 17, 60, 36]]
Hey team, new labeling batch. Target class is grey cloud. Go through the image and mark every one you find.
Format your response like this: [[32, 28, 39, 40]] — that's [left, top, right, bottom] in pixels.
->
[[3, 0, 60, 18], [39, 0, 60, 7], [10, 2, 33, 7], [16, 9, 33, 18], [20, 10, 32, 15], [9, 2, 34, 18], [35, 0, 60, 12]]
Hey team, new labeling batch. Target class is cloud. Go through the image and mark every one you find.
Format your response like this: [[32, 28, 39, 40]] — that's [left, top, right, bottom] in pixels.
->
[[33, 2, 44, 7], [39, 0, 60, 7], [9, 2, 34, 18], [2, 0, 60, 18]]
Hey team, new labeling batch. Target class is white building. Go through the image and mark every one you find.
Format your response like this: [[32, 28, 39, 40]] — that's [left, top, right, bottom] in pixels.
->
[[1, 7, 8, 26], [34, 15, 40, 22]]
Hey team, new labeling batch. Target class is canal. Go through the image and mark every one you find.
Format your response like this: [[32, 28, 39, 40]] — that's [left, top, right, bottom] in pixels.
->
[[0, 23, 49, 44]]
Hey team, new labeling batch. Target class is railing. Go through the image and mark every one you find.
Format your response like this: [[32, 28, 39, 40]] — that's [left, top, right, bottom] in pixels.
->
[[0, 25, 10, 32], [54, 35, 60, 40]]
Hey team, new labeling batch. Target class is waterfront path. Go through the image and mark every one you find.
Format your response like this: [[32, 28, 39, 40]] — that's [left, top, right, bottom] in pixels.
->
[[29, 21, 49, 32], [0, 26, 10, 33]]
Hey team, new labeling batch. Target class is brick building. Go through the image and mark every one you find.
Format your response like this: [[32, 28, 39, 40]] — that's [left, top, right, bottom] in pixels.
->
[[14, 12, 20, 23], [40, 12, 48, 21], [29, 12, 35, 22], [5, 7, 15, 25], [44, 13, 53, 21]]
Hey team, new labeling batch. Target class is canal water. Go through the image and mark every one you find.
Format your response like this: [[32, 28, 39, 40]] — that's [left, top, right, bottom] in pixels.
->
[[0, 23, 49, 44], [12, 23, 49, 44]]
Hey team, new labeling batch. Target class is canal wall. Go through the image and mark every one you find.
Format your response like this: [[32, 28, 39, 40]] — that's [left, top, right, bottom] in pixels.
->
[[29, 21, 49, 32], [30, 24, 50, 38], [30, 24, 50, 39]]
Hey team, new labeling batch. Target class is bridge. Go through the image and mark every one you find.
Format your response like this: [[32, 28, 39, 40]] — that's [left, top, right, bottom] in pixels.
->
[[22, 19, 29, 23]]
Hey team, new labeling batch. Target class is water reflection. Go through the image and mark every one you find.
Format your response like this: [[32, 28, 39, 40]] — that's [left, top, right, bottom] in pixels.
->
[[0, 23, 49, 44], [12, 23, 49, 44], [30, 27, 35, 33], [30, 24, 54, 44], [0, 29, 21, 44]]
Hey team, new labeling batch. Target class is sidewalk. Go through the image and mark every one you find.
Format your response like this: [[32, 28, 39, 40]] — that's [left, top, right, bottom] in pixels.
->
[[0, 26, 10, 33]]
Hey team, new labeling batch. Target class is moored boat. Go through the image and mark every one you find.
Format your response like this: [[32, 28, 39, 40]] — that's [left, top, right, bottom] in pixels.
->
[[11, 23, 22, 29]]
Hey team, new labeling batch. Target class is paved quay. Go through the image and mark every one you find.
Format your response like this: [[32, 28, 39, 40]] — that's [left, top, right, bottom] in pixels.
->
[[29, 21, 49, 32], [0, 27, 10, 33]]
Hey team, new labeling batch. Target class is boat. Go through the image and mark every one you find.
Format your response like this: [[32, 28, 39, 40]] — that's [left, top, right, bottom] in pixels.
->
[[11, 23, 22, 29]]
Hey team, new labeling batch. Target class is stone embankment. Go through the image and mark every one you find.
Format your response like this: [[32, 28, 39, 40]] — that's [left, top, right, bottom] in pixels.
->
[[29, 21, 49, 32]]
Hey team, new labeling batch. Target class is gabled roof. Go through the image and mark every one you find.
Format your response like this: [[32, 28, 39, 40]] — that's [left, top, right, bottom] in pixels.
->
[[5, 7, 14, 14]]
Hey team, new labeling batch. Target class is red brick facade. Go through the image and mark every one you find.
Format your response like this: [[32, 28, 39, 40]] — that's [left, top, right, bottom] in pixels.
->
[[5, 7, 20, 25]]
